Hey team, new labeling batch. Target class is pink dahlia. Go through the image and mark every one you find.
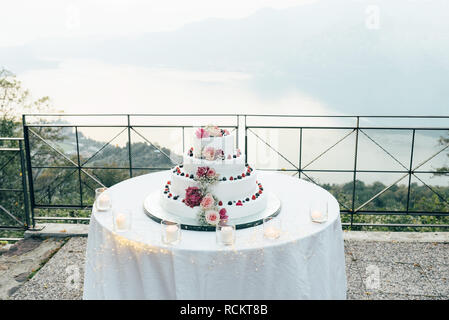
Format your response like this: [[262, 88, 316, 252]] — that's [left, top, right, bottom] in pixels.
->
[[195, 128, 210, 139], [184, 187, 203, 208], [205, 210, 219, 225], [202, 146, 216, 161], [196, 166, 209, 178], [200, 193, 215, 209]]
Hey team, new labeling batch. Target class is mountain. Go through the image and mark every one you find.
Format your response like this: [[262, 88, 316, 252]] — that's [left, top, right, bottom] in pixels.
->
[[2, 0, 449, 115]]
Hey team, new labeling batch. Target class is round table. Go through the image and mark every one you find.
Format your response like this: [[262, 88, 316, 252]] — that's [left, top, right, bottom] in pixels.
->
[[83, 171, 347, 300]]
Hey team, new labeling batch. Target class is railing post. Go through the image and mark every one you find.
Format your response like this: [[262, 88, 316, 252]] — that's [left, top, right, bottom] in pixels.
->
[[18, 139, 31, 229], [22, 115, 36, 228], [244, 115, 248, 161], [75, 127, 83, 207], [236, 115, 240, 150], [298, 128, 303, 179], [406, 129, 416, 212], [127, 115, 133, 178], [182, 126, 185, 155], [351, 117, 360, 229]]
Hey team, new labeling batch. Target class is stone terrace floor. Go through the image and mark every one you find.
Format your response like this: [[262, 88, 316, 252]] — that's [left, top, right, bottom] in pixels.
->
[[2, 235, 449, 300]]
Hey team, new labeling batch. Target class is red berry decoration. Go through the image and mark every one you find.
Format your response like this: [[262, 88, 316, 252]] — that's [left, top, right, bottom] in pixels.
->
[[259, 190, 262, 194], [252, 195, 256, 200], [186, 174, 189, 178], [236, 200, 243, 206], [242, 173, 245, 177], [168, 193, 172, 197], [218, 201, 223, 206], [230, 176, 234, 181], [167, 181, 171, 185]]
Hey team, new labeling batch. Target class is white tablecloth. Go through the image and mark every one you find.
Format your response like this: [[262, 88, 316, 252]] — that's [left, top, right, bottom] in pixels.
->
[[83, 171, 347, 300]]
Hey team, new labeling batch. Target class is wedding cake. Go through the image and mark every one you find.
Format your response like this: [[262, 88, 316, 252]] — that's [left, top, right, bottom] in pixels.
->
[[160, 125, 267, 225]]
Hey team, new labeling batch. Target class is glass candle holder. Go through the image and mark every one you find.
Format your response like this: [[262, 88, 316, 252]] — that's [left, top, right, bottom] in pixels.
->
[[309, 200, 328, 223], [161, 220, 181, 245], [112, 209, 132, 232], [216, 222, 236, 246], [263, 216, 281, 240], [95, 188, 111, 211]]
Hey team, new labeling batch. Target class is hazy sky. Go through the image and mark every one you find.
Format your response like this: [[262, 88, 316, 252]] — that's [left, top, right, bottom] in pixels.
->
[[1, 0, 448, 116], [0, 0, 314, 46]]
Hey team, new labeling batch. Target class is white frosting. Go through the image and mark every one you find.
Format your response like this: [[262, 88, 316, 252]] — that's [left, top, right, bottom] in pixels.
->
[[160, 188, 267, 221], [183, 154, 246, 178], [170, 170, 257, 201], [193, 135, 235, 158]]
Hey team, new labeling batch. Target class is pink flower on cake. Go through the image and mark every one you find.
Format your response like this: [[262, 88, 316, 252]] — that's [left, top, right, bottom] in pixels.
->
[[196, 166, 209, 178], [207, 126, 222, 137], [202, 146, 216, 161], [219, 208, 228, 221], [200, 193, 215, 209], [214, 149, 224, 160], [205, 210, 219, 225], [184, 187, 203, 208], [206, 167, 216, 178], [195, 128, 210, 139]]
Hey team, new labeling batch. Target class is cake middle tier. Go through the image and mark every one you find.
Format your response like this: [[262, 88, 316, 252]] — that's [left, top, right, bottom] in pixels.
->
[[170, 167, 257, 201], [182, 154, 246, 177]]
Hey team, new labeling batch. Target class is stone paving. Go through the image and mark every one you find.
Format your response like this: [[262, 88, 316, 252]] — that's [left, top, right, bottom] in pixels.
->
[[3, 237, 449, 300], [0, 238, 65, 299]]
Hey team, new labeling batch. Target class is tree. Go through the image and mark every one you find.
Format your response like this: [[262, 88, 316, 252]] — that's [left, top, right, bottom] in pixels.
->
[[0, 68, 54, 137], [435, 133, 449, 176], [0, 68, 60, 233]]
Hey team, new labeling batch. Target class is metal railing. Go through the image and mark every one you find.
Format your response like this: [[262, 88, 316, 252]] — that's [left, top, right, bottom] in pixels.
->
[[8, 114, 449, 229], [243, 115, 449, 229], [0, 137, 31, 235]]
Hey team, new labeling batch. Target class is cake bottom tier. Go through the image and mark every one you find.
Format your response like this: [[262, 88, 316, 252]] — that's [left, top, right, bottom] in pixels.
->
[[160, 190, 267, 221]]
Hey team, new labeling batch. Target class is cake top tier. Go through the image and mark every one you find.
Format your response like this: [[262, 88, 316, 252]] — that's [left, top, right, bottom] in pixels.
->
[[191, 125, 237, 160], [195, 125, 231, 139]]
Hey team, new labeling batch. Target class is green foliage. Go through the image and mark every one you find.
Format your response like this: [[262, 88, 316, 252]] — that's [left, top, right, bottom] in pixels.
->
[[332, 182, 449, 231], [0, 68, 60, 239]]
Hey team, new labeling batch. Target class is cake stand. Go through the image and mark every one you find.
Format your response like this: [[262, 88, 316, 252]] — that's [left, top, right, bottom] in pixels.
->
[[143, 191, 281, 231]]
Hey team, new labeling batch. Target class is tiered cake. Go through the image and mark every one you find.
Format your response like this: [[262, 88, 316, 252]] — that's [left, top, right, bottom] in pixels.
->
[[160, 125, 267, 225]]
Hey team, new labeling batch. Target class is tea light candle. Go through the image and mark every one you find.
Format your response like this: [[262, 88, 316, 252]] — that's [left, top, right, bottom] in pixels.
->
[[97, 194, 111, 210], [221, 226, 234, 245], [264, 226, 280, 239], [311, 210, 323, 221], [161, 220, 181, 245], [115, 213, 127, 230], [165, 225, 179, 242], [165, 224, 179, 243]]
